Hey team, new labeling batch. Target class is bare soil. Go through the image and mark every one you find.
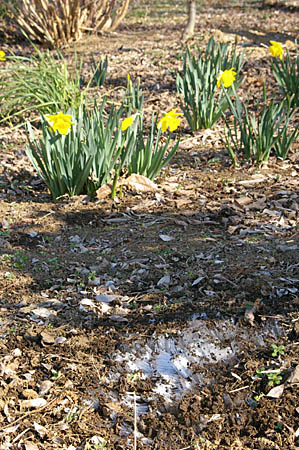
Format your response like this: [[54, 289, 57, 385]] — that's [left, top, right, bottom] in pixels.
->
[[0, 1, 298, 449]]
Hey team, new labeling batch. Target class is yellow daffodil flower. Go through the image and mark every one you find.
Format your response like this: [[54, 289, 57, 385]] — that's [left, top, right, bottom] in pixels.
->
[[45, 112, 74, 135], [157, 108, 182, 132], [269, 41, 283, 59], [121, 115, 135, 131], [217, 68, 236, 88], [0, 50, 6, 61]]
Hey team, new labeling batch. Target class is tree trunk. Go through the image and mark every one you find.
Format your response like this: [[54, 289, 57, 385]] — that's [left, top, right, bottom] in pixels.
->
[[181, 0, 196, 42]]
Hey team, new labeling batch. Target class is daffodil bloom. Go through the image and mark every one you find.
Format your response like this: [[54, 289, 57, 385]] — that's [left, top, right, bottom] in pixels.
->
[[121, 115, 135, 131], [157, 108, 182, 132], [269, 41, 283, 59], [45, 112, 74, 135], [0, 50, 6, 61], [217, 68, 236, 88]]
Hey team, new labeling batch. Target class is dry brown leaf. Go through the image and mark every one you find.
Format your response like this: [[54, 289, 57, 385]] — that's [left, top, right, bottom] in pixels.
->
[[38, 380, 53, 395], [235, 197, 252, 207], [23, 389, 39, 399], [104, 401, 123, 412], [126, 174, 158, 193], [244, 298, 261, 325], [96, 183, 113, 200], [40, 330, 56, 345], [175, 198, 192, 208]]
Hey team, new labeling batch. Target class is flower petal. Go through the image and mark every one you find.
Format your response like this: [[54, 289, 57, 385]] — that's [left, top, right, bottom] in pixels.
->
[[121, 116, 134, 131]]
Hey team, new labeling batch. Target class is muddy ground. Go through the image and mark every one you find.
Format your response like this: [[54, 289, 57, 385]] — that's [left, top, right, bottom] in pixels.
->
[[0, 0, 299, 449]]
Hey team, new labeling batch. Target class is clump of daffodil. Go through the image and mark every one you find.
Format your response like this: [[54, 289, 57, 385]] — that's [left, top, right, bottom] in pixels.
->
[[269, 41, 284, 60], [45, 112, 75, 135], [217, 68, 236, 88], [0, 50, 6, 61], [157, 108, 182, 132]]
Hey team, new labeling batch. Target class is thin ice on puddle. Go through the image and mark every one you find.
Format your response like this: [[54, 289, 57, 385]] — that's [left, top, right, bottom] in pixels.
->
[[113, 317, 282, 406]]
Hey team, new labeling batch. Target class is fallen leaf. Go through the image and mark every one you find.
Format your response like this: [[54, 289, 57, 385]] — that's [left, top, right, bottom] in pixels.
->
[[40, 331, 56, 345], [175, 198, 192, 208], [192, 276, 205, 286], [24, 442, 39, 450], [104, 401, 123, 412], [235, 197, 252, 207], [12, 348, 22, 357], [20, 398, 47, 409], [157, 274, 171, 286], [55, 336, 67, 344], [266, 384, 285, 398], [23, 389, 39, 399], [126, 174, 158, 193], [80, 298, 95, 308], [34, 422, 48, 438], [1, 424, 20, 433], [100, 303, 111, 313], [286, 365, 299, 384], [109, 315, 128, 322], [95, 294, 118, 303], [38, 380, 53, 395], [244, 298, 261, 326], [159, 234, 175, 241], [96, 183, 113, 199], [32, 307, 54, 319]]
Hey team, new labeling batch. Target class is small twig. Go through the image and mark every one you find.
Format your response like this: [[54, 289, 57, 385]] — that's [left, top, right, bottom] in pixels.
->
[[229, 385, 249, 394], [134, 391, 137, 450], [12, 428, 31, 443], [0, 396, 62, 431]]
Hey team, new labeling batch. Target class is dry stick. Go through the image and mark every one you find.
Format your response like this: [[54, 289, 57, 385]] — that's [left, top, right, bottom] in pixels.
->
[[96, 1, 114, 32], [104, 0, 116, 30], [134, 392, 137, 450], [20, 1, 53, 44], [43, 4, 54, 42], [87, 0, 98, 27], [39, 0, 50, 12], [60, 0, 71, 41], [94, 0, 108, 24], [229, 385, 249, 394], [0, 396, 63, 431], [13, 0, 129, 46], [47, 4, 59, 45], [24, 1, 45, 29], [110, 0, 131, 31], [54, 5, 66, 44], [12, 428, 31, 444], [72, 0, 82, 42], [70, 0, 77, 34], [56, 0, 65, 38]]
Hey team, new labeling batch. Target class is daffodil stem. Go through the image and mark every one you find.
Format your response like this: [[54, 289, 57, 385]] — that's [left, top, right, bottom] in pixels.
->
[[111, 168, 119, 199]]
